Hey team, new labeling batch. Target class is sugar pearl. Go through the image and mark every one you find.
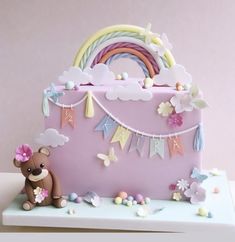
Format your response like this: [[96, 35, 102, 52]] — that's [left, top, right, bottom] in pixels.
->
[[68, 192, 78, 201], [114, 197, 122, 205], [213, 187, 220, 194], [121, 72, 128, 80], [145, 197, 151, 204], [116, 74, 122, 80], [122, 199, 128, 205], [198, 207, 208, 217], [127, 196, 134, 201], [132, 200, 137, 205], [75, 196, 82, 203], [65, 81, 75, 90], [118, 191, 128, 199], [140, 200, 145, 205], [126, 200, 133, 207]]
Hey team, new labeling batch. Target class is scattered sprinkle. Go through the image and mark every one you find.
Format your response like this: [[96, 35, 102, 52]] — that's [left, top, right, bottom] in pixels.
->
[[68, 192, 78, 202], [67, 208, 76, 215], [213, 187, 220, 194], [197, 207, 209, 217]]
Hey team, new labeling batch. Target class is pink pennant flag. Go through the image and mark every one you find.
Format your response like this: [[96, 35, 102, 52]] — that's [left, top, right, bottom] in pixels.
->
[[61, 107, 76, 128], [167, 136, 184, 157]]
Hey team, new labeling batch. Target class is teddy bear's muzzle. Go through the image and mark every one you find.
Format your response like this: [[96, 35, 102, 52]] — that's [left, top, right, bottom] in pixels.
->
[[32, 168, 42, 176]]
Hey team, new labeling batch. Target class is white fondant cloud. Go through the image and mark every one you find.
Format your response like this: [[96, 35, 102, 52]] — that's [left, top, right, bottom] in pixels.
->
[[58, 63, 115, 86], [84, 63, 115, 86], [59, 66, 92, 85], [106, 83, 152, 101], [35, 128, 69, 148], [154, 64, 192, 87]]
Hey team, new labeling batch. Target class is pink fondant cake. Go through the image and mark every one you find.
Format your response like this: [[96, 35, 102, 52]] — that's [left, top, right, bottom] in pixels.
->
[[37, 24, 207, 203]]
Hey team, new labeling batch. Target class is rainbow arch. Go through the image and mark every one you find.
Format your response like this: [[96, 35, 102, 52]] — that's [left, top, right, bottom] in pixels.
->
[[73, 25, 175, 78]]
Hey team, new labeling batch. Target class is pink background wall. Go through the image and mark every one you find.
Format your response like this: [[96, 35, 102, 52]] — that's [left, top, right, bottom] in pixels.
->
[[1, 0, 235, 179]]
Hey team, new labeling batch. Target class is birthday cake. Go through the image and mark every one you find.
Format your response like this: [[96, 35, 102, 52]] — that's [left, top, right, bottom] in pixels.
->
[[14, 24, 209, 210]]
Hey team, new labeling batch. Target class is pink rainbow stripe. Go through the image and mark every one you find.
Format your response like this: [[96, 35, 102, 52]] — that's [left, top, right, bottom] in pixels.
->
[[91, 42, 159, 74]]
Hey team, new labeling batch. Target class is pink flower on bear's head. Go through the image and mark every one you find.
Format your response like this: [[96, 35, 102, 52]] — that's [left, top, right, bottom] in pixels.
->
[[15, 144, 33, 162]]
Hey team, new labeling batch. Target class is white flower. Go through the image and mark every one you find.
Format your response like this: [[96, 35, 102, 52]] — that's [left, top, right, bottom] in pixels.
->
[[177, 179, 189, 191], [157, 101, 173, 117], [35, 194, 44, 203], [33, 187, 42, 195], [170, 94, 193, 113]]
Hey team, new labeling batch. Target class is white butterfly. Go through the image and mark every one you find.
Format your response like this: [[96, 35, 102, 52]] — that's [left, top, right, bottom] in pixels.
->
[[150, 33, 173, 57], [97, 147, 118, 167]]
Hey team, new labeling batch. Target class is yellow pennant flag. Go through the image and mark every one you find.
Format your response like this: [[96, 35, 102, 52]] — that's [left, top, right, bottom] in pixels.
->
[[111, 126, 131, 149]]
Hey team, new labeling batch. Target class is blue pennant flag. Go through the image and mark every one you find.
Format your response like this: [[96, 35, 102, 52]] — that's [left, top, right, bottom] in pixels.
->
[[95, 115, 117, 139]]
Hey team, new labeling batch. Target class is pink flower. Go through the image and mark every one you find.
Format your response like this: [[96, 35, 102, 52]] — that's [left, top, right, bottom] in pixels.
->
[[184, 182, 206, 204], [15, 144, 33, 162], [41, 189, 48, 198], [169, 184, 177, 191], [167, 113, 183, 128]]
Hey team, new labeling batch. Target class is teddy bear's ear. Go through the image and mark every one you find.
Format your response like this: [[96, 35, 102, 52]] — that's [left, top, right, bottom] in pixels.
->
[[13, 158, 22, 168], [38, 147, 50, 156]]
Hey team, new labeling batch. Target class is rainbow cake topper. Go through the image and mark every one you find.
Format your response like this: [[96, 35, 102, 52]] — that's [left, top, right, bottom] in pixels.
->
[[73, 24, 176, 78]]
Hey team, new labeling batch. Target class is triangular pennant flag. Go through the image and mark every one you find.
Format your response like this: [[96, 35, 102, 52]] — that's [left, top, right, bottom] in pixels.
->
[[129, 134, 145, 157], [85, 91, 95, 118], [193, 124, 204, 151], [61, 107, 76, 128], [95, 115, 118, 139], [149, 138, 164, 159], [111, 126, 131, 149], [167, 136, 184, 157]]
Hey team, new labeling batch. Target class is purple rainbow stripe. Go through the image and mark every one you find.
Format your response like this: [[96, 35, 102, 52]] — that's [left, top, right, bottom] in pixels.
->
[[91, 42, 159, 74]]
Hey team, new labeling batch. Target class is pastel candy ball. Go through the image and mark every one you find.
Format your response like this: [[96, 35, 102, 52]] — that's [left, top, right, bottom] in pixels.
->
[[127, 196, 134, 201], [118, 191, 128, 199], [114, 197, 122, 205], [122, 199, 128, 205], [145, 197, 151, 204], [65, 81, 75, 90], [75, 196, 82, 203], [132, 200, 137, 205], [135, 194, 144, 203], [126, 200, 133, 207], [140, 200, 145, 205], [198, 207, 208, 217], [121, 72, 128, 80], [68, 192, 78, 201], [116, 74, 122, 80], [144, 77, 153, 89]]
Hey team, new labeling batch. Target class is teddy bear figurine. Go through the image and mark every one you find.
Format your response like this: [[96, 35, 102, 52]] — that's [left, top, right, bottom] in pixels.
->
[[13, 144, 67, 211]]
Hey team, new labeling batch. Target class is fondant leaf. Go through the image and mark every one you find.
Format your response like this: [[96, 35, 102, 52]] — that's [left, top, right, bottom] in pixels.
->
[[190, 84, 199, 98], [191, 99, 208, 109]]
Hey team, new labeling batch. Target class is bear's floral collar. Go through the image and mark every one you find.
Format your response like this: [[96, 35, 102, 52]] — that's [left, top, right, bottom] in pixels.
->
[[33, 187, 48, 203]]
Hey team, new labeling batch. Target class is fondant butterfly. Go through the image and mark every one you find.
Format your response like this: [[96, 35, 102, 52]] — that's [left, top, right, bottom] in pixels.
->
[[97, 147, 118, 167], [46, 83, 64, 103], [191, 167, 208, 183]]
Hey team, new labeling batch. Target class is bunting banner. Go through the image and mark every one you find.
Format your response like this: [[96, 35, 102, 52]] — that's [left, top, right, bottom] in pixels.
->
[[111, 125, 131, 149], [167, 136, 184, 157], [129, 134, 145, 157], [95, 115, 118, 138], [61, 107, 76, 128], [149, 138, 164, 159]]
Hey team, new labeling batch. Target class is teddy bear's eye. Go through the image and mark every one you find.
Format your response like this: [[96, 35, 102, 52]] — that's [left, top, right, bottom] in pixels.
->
[[40, 163, 45, 168], [27, 168, 31, 172]]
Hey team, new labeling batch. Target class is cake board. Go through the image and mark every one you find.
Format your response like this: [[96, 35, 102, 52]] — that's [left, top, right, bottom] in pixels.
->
[[2, 171, 235, 232]]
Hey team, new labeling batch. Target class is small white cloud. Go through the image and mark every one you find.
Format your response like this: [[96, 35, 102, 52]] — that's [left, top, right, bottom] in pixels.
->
[[84, 63, 115, 86], [59, 67, 92, 85], [35, 128, 69, 148], [154, 64, 192, 87], [106, 83, 152, 101]]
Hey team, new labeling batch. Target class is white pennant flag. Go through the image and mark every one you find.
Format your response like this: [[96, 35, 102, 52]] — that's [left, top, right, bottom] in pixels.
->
[[149, 138, 164, 159]]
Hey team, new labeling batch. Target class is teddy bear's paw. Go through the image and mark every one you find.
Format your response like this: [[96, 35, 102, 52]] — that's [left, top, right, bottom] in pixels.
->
[[61, 199, 67, 208], [23, 201, 34, 211]]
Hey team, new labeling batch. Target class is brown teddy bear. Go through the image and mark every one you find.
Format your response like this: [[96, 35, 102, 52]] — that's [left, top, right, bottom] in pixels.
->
[[13, 144, 67, 211]]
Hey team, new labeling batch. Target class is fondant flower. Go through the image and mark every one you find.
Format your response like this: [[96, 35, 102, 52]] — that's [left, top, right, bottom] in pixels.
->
[[167, 112, 183, 128], [170, 94, 193, 113], [33, 187, 42, 196], [184, 182, 206, 204], [169, 184, 177, 191], [172, 192, 182, 201], [15, 144, 33, 162], [157, 101, 173, 117], [41, 189, 49, 198], [177, 179, 189, 191], [35, 194, 44, 203]]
